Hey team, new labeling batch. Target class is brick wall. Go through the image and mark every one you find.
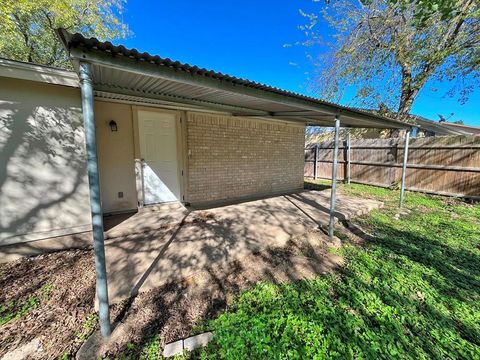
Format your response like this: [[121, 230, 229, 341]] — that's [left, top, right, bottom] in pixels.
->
[[186, 112, 305, 204]]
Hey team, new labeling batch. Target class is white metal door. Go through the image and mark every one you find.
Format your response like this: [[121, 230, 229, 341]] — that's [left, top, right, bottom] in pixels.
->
[[138, 110, 180, 204]]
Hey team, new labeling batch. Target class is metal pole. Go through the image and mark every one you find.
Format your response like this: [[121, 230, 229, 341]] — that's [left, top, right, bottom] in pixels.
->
[[314, 144, 319, 180], [411, 126, 418, 138], [79, 61, 111, 337], [346, 132, 351, 184], [399, 129, 411, 208], [328, 116, 340, 238]]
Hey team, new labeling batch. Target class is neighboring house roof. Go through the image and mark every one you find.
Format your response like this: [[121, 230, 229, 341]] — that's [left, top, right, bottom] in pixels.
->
[[409, 115, 480, 136], [439, 122, 480, 135], [55, 29, 411, 130], [408, 115, 465, 136], [347, 108, 477, 137]]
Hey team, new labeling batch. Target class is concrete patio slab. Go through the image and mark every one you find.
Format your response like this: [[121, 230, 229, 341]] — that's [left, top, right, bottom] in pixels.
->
[[183, 332, 214, 352], [162, 340, 184, 358], [103, 189, 382, 304], [104, 202, 188, 240]]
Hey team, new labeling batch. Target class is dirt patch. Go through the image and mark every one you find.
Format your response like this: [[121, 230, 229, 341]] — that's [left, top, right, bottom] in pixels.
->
[[0, 249, 96, 359], [101, 229, 343, 358], [0, 230, 343, 359]]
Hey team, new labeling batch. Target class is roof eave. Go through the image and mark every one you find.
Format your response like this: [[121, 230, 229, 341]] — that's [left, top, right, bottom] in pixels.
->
[[0, 57, 78, 87], [57, 28, 411, 129]]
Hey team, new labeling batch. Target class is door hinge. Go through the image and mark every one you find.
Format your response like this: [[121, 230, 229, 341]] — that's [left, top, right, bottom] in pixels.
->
[[182, 170, 184, 176]]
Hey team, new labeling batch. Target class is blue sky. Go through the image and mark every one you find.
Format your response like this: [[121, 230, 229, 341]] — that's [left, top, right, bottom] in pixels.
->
[[120, 0, 479, 126]]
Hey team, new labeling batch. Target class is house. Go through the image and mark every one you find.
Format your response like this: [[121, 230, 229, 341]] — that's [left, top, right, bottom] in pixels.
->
[[0, 29, 412, 335], [436, 121, 480, 136], [410, 115, 480, 137], [305, 111, 479, 144], [0, 29, 411, 260]]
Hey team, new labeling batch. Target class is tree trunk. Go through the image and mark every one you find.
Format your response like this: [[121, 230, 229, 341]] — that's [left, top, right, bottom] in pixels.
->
[[394, 0, 473, 124], [397, 66, 415, 119], [397, 90, 417, 118], [390, 68, 418, 137]]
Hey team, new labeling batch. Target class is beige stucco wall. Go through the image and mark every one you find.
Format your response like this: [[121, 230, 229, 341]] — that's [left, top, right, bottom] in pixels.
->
[[186, 112, 305, 204], [95, 101, 137, 213], [0, 77, 91, 246]]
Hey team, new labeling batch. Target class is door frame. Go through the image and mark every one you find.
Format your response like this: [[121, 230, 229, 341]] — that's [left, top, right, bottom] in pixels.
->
[[132, 106, 186, 207]]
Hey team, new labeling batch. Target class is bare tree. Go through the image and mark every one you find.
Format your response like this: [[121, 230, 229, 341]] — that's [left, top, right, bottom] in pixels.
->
[[301, 0, 480, 120]]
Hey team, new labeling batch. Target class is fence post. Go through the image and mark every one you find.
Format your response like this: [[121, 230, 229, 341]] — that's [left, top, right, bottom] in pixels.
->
[[314, 144, 319, 180], [399, 129, 411, 208], [328, 116, 341, 238], [346, 132, 351, 184]]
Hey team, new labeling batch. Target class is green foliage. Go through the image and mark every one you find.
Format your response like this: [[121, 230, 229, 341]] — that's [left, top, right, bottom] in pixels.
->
[[114, 335, 162, 360], [140, 335, 161, 360], [304, 178, 398, 201], [303, 179, 331, 191], [342, 182, 397, 201], [386, 0, 460, 24], [59, 351, 71, 360], [189, 319, 213, 338], [200, 188, 480, 359], [0, 0, 130, 68], [301, 0, 480, 115], [75, 313, 98, 342], [188, 342, 221, 360], [55, 313, 98, 360], [0, 282, 53, 326]]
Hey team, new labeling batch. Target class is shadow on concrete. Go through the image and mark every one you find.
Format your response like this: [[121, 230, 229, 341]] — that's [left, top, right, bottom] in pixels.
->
[[85, 188, 382, 358]]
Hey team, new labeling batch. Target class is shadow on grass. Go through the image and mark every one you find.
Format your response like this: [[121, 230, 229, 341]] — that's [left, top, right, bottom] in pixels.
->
[[345, 220, 480, 342], [303, 180, 331, 191], [106, 186, 479, 359]]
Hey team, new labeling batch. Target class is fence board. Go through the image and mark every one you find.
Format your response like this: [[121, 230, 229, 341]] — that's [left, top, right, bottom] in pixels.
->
[[304, 135, 480, 199]]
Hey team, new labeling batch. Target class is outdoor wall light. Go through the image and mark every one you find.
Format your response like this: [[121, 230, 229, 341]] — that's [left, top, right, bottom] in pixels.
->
[[109, 120, 118, 132]]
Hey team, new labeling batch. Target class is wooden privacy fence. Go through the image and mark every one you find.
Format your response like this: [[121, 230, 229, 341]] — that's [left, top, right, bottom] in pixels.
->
[[305, 135, 480, 199]]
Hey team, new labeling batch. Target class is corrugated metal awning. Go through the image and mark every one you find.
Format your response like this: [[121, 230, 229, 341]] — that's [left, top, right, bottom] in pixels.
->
[[57, 29, 411, 129]]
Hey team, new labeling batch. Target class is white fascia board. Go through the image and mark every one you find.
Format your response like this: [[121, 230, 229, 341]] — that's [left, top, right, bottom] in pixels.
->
[[0, 58, 79, 87]]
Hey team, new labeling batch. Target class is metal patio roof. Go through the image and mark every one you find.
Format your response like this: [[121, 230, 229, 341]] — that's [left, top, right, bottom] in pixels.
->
[[57, 29, 411, 129]]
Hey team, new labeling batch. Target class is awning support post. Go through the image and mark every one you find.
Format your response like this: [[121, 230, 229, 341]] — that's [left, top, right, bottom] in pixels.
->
[[314, 143, 319, 180], [399, 129, 411, 208], [346, 131, 351, 184], [328, 116, 340, 238], [79, 61, 111, 337]]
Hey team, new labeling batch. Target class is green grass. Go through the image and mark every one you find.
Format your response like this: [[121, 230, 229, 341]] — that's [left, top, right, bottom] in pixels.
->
[[0, 282, 53, 326], [198, 183, 480, 359], [75, 313, 98, 342], [304, 179, 332, 192], [110, 336, 162, 360]]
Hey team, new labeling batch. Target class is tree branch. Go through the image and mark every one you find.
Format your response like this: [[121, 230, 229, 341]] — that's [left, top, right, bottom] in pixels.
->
[[435, 0, 474, 53], [12, 13, 34, 62]]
